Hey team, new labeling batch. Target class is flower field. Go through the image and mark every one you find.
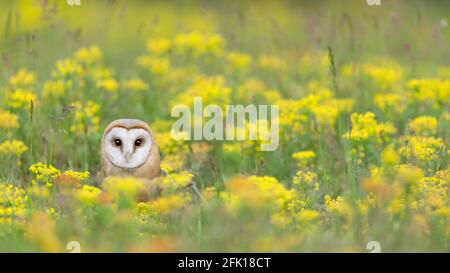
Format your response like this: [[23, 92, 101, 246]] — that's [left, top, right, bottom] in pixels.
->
[[0, 0, 449, 252]]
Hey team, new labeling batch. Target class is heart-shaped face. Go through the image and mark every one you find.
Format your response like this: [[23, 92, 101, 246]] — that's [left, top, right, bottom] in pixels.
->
[[103, 127, 153, 169]]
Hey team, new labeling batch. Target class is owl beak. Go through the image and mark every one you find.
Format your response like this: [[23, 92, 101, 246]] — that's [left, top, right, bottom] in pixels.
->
[[124, 151, 132, 162]]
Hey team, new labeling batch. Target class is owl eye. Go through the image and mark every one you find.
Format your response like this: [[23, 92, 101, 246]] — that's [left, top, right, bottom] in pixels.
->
[[113, 139, 122, 147], [135, 138, 143, 147]]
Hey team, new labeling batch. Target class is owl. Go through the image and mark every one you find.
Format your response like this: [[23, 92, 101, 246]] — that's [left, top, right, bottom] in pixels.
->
[[99, 119, 162, 181]]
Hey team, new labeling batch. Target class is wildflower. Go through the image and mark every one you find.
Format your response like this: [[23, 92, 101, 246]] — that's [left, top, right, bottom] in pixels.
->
[[408, 116, 438, 136], [0, 110, 19, 129], [123, 78, 148, 92], [63, 170, 90, 181], [6, 89, 36, 109], [296, 209, 319, 223], [70, 100, 101, 135], [381, 145, 400, 166], [225, 176, 295, 210], [292, 150, 316, 166], [29, 162, 61, 188], [226, 51, 252, 70], [103, 176, 145, 200], [96, 78, 119, 93], [407, 78, 450, 106], [149, 194, 190, 214], [75, 185, 101, 207], [159, 171, 194, 193], [324, 195, 352, 220], [374, 93, 405, 115], [52, 58, 83, 78], [0, 140, 28, 157], [9, 69, 35, 87], [42, 80, 70, 98], [74, 45, 102, 65], [174, 32, 225, 57], [146, 38, 171, 55], [387, 198, 405, 215], [399, 136, 444, 162], [90, 67, 113, 81], [362, 62, 403, 89], [344, 112, 397, 143], [0, 183, 29, 223], [170, 75, 231, 108], [292, 170, 320, 192]]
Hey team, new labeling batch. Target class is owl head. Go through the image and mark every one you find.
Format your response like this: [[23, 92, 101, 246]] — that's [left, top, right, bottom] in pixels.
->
[[100, 119, 161, 180]]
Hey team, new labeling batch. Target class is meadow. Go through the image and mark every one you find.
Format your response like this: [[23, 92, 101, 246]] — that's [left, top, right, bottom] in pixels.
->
[[0, 0, 449, 252]]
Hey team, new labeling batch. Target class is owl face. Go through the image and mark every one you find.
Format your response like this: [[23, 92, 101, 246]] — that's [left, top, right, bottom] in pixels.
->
[[103, 127, 153, 169]]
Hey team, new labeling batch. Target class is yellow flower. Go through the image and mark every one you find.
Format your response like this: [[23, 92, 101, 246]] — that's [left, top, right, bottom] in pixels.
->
[[381, 145, 400, 166], [400, 136, 444, 162], [74, 45, 102, 65], [0, 110, 19, 129], [70, 100, 101, 135], [434, 207, 450, 217], [9, 69, 35, 87], [324, 195, 352, 219], [52, 58, 83, 78], [75, 185, 101, 207], [227, 51, 252, 70], [103, 176, 145, 199], [292, 170, 320, 192], [149, 194, 190, 214], [225, 175, 295, 210], [374, 93, 405, 115], [6, 89, 36, 109], [0, 183, 28, 224], [146, 38, 171, 55], [292, 151, 316, 166], [344, 112, 397, 143], [0, 140, 28, 157], [387, 198, 405, 215], [174, 32, 225, 57], [122, 78, 148, 92], [159, 171, 193, 192], [170, 75, 231, 108], [29, 162, 61, 188], [63, 170, 90, 181], [362, 62, 403, 89], [409, 116, 438, 136], [96, 78, 119, 93], [42, 80, 70, 98], [296, 209, 319, 223], [407, 78, 450, 106]]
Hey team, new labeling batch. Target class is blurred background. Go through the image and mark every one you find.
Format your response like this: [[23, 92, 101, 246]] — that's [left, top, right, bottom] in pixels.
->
[[1, 0, 449, 78]]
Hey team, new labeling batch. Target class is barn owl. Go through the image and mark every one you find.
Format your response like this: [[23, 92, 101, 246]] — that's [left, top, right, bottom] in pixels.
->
[[100, 119, 162, 182], [99, 118, 203, 202]]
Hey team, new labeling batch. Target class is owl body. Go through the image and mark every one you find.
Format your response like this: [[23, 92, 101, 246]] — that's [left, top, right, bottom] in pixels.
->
[[100, 119, 162, 181]]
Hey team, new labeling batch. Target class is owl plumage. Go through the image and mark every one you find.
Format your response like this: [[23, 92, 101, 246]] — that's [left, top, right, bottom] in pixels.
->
[[99, 119, 162, 181]]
